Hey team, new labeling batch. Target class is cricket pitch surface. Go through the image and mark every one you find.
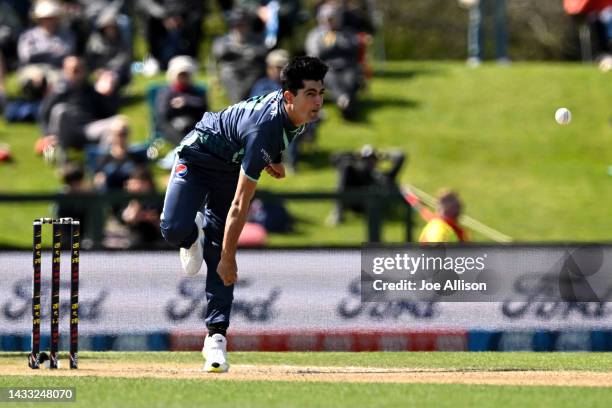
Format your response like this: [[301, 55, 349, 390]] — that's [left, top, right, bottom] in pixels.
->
[[2, 356, 612, 387]]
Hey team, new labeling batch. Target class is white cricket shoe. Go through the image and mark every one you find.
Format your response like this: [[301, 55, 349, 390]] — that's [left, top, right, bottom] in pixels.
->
[[202, 333, 229, 373], [179, 212, 205, 276]]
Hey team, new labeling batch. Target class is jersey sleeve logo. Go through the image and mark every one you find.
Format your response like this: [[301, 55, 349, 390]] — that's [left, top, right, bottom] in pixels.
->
[[175, 163, 188, 177], [260, 148, 272, 164]]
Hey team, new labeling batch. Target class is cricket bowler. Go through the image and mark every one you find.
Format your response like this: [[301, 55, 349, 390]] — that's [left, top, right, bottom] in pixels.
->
[[160, 56, 328, 372]]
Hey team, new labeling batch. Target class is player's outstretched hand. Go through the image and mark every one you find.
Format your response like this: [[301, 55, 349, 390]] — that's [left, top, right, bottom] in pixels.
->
[[217, 256, 238, 286], [265, 163, 285, 179]]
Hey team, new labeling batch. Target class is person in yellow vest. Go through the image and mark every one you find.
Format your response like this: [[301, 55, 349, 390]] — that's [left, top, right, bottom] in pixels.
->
[[419, 189, 467, 243]]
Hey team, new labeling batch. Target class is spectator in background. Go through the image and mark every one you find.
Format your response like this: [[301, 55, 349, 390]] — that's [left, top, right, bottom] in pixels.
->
[[4, 65, 49, 122], [249, 48, 289, 97], [136, 0, 206, 69], [155, 55, 208, 146], [0, 1, 25, 72], [0, 2, 25, 111], [0, 53, 6, 113], [230, 0, 306, 49], [459, 0, 509, 67], [306, 1, 363, 119], [338, 0, 376, 34], [247, 197, 293, 233], [64, 0, 130, 25], [18, 0, 75, 69], [53, 162, 92, 247], [38, 55, 119, 162], [119, 166, 164, 248], [0, 0, 33, 114], [329, 145, 405, 225], [213, 8, 267, 103], [602, 4, 612, 70], [419, 189, 468, 243], [85, 6, 133, 96], [93, 116, 139, 192], [7, 0, 76, 122], [564, 0, 612, 64], [338, 0, 377, 79], [103, 165, 164, 249], [63, 0, 132, 55], [5, 1, 33, 26]]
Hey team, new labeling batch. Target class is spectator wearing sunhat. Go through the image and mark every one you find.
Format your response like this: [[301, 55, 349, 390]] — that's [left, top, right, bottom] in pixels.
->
[[17, 0, 75, 68], [6, 1, 75, 122], [155, 55, 208, 145]]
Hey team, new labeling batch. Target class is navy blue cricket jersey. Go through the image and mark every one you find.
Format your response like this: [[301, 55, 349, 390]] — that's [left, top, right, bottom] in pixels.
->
[[178, 90, 306, 181]]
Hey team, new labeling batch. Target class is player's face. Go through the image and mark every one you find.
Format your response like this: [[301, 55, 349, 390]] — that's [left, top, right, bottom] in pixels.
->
[[286, 80, 325, 125]]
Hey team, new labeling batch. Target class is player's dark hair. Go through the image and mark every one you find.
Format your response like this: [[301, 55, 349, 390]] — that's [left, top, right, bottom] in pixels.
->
[[281, 56, 328, 95]]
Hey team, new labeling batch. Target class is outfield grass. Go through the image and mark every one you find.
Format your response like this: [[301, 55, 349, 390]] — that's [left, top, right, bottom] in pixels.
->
[[1, 352, 612, 408], [2, 376, 611, 408], [1, 61, 611, 247]]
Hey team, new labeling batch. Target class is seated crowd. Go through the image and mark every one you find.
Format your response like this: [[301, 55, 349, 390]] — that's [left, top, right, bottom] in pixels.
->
[[0, 0, 378, 248]]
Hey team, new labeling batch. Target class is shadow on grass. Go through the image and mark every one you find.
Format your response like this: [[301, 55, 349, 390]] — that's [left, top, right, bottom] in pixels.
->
[[268, 211, 319, 238], [352, 96, 420, 123], [295, 148, 334, 172], [372, 67, 445, 80], [120, 93, 145, 107]]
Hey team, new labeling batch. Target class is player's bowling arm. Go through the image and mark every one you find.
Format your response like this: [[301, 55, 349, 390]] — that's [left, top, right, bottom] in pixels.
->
[[218, 172, 258, 286], [223, 173, 257, 257]]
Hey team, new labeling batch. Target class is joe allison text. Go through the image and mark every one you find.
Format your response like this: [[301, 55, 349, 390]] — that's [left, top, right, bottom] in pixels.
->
[[373, 279, 487, 292]]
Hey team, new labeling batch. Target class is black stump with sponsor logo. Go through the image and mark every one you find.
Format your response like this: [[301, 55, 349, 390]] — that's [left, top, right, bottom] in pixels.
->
[[28, 218, 80, 370]]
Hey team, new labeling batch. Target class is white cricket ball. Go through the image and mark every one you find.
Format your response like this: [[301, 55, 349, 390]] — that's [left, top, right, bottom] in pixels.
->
[[555, 108, 572, 125]]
